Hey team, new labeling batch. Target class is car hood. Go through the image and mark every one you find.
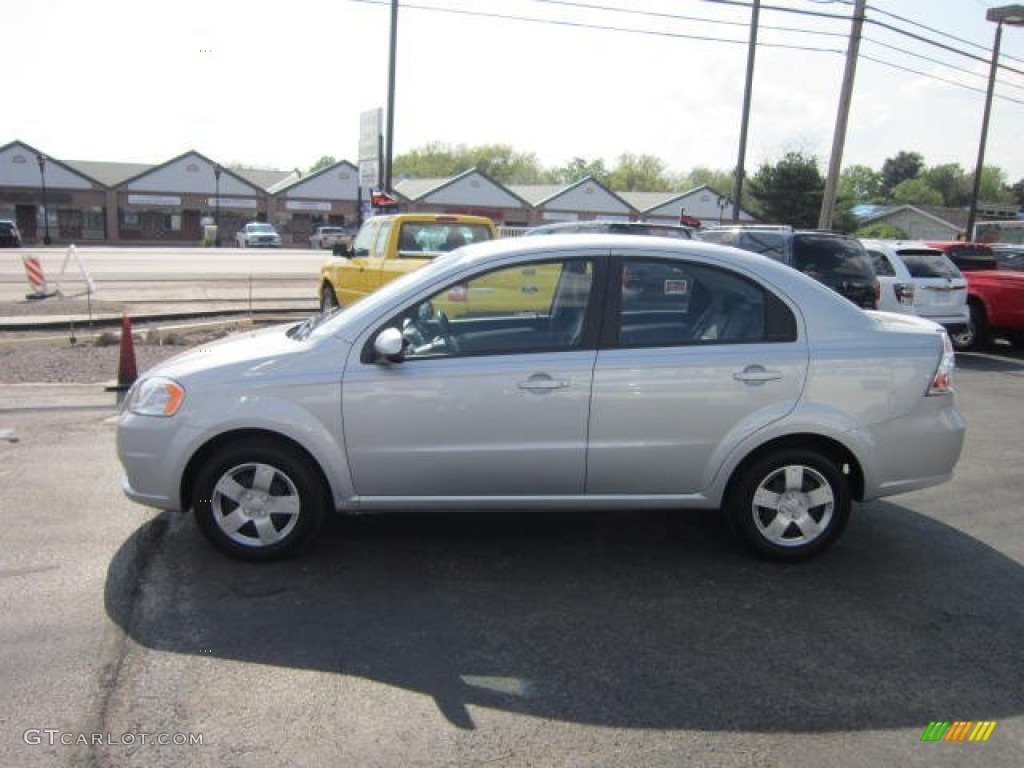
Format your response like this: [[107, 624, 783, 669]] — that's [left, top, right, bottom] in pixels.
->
[[142, 322, 344, 383]]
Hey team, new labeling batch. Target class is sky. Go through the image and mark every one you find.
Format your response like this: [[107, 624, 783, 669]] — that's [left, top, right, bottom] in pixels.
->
[[6, 0, 1024, 184]]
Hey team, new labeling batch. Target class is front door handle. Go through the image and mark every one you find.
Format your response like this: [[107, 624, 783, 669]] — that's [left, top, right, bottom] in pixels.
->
[[517, 374, 569, 392], [733, 365, 783, 384]]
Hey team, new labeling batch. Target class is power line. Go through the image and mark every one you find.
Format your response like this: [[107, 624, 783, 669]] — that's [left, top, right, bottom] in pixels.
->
[[860, 52, 1024, 107], [345, 0, 844, 52], [867, 2, 1024, 68], [347, 0, 1024, 100]]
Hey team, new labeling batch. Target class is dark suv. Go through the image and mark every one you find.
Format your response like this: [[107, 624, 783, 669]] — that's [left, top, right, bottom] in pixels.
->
[[0, 220, 23, 247], [700, 227, 878, 309]]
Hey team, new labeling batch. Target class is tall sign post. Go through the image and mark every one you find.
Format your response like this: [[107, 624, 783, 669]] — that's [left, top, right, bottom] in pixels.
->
[[358, 108, 383, 225]]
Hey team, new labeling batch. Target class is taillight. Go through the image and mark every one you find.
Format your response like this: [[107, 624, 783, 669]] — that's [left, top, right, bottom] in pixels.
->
[[928, 333, 955, 395], [894, 282, 915, 305]]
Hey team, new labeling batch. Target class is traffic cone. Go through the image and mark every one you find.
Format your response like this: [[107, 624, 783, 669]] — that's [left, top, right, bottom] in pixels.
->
[[115, 314, 138, 391]]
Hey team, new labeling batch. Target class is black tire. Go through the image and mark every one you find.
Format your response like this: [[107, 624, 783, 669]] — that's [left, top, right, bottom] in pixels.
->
[[726, 449, 850, 561], [320, 284, 339, 313], [192, 438, 327, 560], [952, 302, 988, 352]]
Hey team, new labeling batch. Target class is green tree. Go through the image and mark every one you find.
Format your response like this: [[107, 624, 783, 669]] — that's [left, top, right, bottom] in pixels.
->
[[747, 151, 825, 228], [921, 163, 970, 207], [308, 155, 337, 173], [393, 142, 544, 184], [892, 178, 943, 206], [545, 157, 609, 185], [976, 165, 1016, 204], [606, 153, 673, 192], [838, 164, 884, 204], [1011, 178, 1024, 206], [857, 222, 907, 239], [881, 151, 925, 195]]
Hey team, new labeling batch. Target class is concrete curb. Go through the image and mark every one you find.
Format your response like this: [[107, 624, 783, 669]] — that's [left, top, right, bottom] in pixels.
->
[[0, 304, 316, 331]]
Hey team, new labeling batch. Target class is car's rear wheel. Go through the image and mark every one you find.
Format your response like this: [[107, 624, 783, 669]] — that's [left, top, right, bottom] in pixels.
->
[[726, 449, 850, 561], [192, 439, 326, 560], [320, 284, 339, 313], [952, 302, 988, 352]]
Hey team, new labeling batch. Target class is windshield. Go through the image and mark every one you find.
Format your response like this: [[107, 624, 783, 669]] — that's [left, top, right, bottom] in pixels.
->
[[250, 223, 275, 233]]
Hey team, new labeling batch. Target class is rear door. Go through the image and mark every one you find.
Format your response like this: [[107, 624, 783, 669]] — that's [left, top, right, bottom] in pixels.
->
[[587, 255, 809, 495]]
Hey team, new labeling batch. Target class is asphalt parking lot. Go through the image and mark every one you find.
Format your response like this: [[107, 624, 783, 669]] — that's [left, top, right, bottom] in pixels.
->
[[1, 347, 1022, 768]]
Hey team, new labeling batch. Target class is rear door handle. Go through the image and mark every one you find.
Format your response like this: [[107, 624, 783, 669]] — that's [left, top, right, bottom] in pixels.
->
[[733, 365, 783, 384]]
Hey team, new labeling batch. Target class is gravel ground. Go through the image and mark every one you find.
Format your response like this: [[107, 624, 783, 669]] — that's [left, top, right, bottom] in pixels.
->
[[0, 340, 188, 384], [0, 302, 252, 385]]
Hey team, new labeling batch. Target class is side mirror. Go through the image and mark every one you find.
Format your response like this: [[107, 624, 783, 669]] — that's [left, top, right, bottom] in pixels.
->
[[373, 327, 405, 362], [332, 242, 352, 257]]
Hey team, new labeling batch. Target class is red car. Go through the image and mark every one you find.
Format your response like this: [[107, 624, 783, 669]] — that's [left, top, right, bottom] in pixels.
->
[[924, 241, 1024, 351]]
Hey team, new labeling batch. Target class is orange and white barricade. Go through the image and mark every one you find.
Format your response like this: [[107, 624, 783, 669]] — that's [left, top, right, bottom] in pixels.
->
[[22, 253, 56, 300]]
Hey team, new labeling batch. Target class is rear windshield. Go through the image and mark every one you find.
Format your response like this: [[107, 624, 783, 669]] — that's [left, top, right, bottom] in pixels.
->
[[398, 222, 493, 256], [945, 246, 997, 271], [897, 250, 961, 279], [791, 236, 875, 280]]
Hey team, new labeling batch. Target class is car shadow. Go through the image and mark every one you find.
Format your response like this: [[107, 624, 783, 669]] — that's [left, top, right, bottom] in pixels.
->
[[106, 503, 1023, 733]]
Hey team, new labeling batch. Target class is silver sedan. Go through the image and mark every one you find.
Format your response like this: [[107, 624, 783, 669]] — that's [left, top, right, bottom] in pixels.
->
[[117, 235, 964, 562]]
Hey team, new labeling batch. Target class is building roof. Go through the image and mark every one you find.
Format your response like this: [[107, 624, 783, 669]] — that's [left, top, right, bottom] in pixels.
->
[[62, 159, 152, 188], [236, 167, 298, 192]]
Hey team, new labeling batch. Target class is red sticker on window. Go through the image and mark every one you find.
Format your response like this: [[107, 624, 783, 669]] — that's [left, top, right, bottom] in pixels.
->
[[664, 279, 688, 295]]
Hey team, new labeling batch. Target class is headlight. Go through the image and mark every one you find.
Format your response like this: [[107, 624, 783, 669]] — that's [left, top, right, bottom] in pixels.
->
[[126, 377, 186, 416]]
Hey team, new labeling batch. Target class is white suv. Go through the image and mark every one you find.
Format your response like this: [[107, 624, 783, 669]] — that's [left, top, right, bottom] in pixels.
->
[[860, 240, 968, 336]]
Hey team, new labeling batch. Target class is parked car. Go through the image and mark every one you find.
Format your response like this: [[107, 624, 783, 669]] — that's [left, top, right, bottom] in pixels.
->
[[118, 235, 963, 563], [0, 219, 23, 247], [860, 240, 968, 335], [319, 213, 497, 311], [309, 226, 353, 250], [236, 222, 282, 248], [523, 220, 695, 239], [991, 243, 1024, 272], [923, 241, 1024, 350], [699, 227, 878, 309]]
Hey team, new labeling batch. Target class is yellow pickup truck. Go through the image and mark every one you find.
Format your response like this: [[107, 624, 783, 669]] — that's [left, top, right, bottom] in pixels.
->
[[318, 213, 498, 311]]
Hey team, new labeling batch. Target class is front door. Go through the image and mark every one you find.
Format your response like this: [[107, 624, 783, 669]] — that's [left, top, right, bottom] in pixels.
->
[[341, 256, 600, 498]]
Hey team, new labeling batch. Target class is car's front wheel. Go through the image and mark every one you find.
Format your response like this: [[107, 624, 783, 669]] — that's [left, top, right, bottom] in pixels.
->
[[726, 449, 850, 561], [192, 438, 327, 560]]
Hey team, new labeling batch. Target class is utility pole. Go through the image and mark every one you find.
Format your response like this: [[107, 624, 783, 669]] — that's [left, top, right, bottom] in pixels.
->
[[818, 0, 866, 231], [732, 0, 759, 223], [384, 0, 399, 193]]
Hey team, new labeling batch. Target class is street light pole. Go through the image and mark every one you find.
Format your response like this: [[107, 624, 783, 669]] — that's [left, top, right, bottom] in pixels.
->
[[966, 5, 1024, 241], [36, 153, 52, 245], [213, 164, 222, 247]]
